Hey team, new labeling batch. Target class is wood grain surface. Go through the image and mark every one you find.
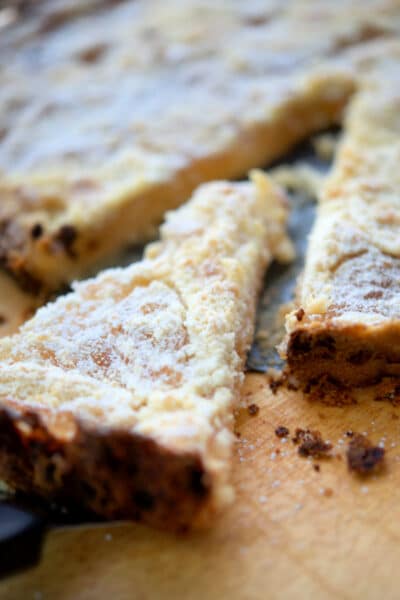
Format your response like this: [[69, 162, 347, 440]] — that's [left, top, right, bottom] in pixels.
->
[[1, 372, 400, 600]]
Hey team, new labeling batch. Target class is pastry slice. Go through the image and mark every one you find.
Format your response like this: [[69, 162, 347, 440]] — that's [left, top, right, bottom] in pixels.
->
[[0, 173, 293, 530], [6, 0, 391, 293], [283, 78, 400, 388]]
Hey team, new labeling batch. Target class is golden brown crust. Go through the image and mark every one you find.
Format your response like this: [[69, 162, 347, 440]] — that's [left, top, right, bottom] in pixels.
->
[[0, 404, 210, 530]]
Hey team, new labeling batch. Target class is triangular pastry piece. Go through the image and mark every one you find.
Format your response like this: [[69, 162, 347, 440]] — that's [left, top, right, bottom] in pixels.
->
[[284, 63, 400, 389], [0, 173, 292, 529]]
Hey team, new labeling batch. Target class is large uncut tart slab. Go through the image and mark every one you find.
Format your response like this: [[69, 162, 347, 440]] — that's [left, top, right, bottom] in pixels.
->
[[0, 173, 293, 530], [3, 0, 400, 293], [283, 68, 400, 388]]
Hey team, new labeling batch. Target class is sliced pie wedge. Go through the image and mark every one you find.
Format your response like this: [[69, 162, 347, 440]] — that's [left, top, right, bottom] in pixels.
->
[[283, 71, 400, 388], [0, 172, 293, 529]]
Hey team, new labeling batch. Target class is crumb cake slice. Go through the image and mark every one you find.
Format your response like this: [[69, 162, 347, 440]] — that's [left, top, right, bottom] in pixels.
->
[[283, 76, 400, 388], [8, 0, 400, 293], [0, 173, 293, 529]]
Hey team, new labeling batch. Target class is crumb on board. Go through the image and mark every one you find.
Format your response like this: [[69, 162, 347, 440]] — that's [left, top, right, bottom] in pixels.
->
[[303, 375, 355, 406], [346, 434, 385, 475], [247, 403, 259, 416], [269, 377, 283, 395], [275, 426, 290, 438], [293, 428, 333, 458], [321, 487, 334, 498], [311, 132, 339, 161], [313, 464, 320, 472], [0, 314, 6, 326]]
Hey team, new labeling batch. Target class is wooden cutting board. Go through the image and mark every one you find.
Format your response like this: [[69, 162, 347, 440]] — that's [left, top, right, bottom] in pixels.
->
[[1, 370, 400, 600]]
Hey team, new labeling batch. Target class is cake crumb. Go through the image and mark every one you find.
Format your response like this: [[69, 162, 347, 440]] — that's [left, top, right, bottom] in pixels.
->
[[322, 487, 333, 497], [311, 132, 338, 161], [295, 307, 305, 322], [346, 434, 385, 475], [269, 377, 283, 395], [275, 425, 289, 438], [293, 428, 332, 458], [313, 464, 320, 472], [248, 403, 259, 416], [269, 162, 323, 197]]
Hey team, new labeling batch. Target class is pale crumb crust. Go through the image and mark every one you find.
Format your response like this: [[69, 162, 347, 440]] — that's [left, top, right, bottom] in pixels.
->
[[311, 132, 339, 162], [283, 48, 400, 389], [4, 0, 400, 293], [269, 163, 323, 199], [0, 173, 292, 529]]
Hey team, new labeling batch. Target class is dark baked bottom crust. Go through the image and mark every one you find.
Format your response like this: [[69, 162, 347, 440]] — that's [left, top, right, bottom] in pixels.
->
[[0, 406, 211, 531], [285, 322, 400, 389]]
